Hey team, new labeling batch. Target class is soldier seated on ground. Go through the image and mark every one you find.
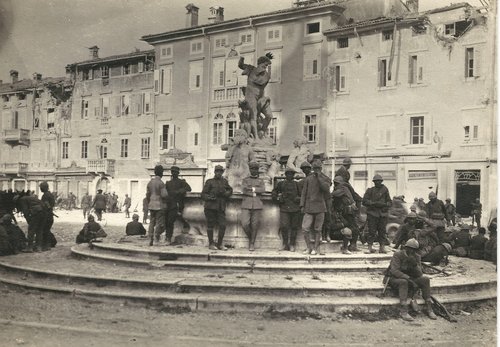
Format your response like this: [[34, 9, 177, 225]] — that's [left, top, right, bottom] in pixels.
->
[[386, 238, 437, 321], [450, 224, 472, 257], [125, 214, 147, 236], [469, 227, 487, 260], [422, 242, 452, 266], [0, 214, 26, 253], [76, 215, 107, 244]]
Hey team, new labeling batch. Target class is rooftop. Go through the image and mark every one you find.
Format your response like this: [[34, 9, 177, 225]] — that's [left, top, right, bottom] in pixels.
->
[[66, 49, 155, 69], [0, 76, 71, 95]]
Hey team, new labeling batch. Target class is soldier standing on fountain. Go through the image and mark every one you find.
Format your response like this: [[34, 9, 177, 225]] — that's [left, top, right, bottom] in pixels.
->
[[146, 165, 168, 246], [240, 162, 265, 251], [362, 174, 392, 254], [165, 166, 192, 245], [426, 191, 448, 242], [201, 165, 233, 250], [272, 167, 301, 252], [300, 160, 331, 255]]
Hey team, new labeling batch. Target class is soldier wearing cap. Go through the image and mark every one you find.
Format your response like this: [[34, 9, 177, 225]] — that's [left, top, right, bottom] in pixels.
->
[[240, 161, 266, 251], [426, 191, 448, 242], [164, 166, 192, 245], [300, 159, 331, 255], [123, 194, 132, 218], [272, 167, 301, 251], [81, 192, 92, 220], [362, 174, 392, 254], [393, 212, 418, 249], [146, 165, 168, 246], [92, 189, 107, 222], [17, 193, 47, 252], [201, 165, 233, 250], [331, 176, 359, 254], [386, 238, 437, 321], [125, 213, 147, 236], [444, 198, 456, 226]]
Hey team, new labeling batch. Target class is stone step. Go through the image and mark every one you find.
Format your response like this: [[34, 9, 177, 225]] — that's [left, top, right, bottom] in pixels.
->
[[71, 245, 391, 274], [0, 270, 495, 316], [0, 255, 495, 298], [84, 242, 392, 264]]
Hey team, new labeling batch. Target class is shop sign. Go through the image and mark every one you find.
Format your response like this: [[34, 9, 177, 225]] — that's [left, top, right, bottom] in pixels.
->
[[375, 170, 396, 180], [354, 170, 368, 179], [455, 170, 480, 182], [408, 170, 437, 180]]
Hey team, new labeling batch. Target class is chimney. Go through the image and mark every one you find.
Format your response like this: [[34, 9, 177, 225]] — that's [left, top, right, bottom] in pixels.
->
[[9, 70, 18, 84], [33, 73, 42, 81], [208, 6, 224, 23], [406, 0, 419, 12], [89, 45, 99, 59], [185, 3, 199, 27]]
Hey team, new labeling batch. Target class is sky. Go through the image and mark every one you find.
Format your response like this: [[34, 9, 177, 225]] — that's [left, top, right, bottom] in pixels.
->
[[0, 0, 487, 83]]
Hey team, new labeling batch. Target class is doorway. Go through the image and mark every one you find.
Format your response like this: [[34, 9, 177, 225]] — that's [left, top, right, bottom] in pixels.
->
[[455, 170, 480, 217]]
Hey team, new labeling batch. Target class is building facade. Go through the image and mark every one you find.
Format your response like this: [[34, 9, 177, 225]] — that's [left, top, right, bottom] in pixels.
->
[[0, 71, 72, 195], [324, 3, 496, 220], [64, 48, 156, 208]]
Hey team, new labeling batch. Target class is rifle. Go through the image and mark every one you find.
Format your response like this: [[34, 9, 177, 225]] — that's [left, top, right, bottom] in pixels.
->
[[430, 295, 457, 322], [422, 262, 451, 276]]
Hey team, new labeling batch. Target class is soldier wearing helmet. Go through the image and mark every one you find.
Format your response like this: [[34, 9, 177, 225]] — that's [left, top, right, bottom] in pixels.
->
[[386, 238, 437, 321], [331, 176, 360, 254], [444, 198, 456, 226], [335, 157, 362, 210], [362, 174, 392, 254], [393, 212, 418, 249], [426, 191, 448, 242]]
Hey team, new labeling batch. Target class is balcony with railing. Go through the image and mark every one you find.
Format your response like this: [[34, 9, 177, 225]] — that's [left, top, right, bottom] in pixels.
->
[[86, 159, 115, 176], [212, 87, 244, 102], [3, 128, 30, 146], [2, 162, 28, 175]]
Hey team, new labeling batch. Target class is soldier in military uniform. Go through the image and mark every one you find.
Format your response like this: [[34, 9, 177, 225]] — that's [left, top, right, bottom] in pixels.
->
[[240, 162, 265, 251], [426, 191, 448, 242], [386, 238, 437, 321], [164, 166, 192, 245], [272, 167, 301, 252], [201, 165, 233, 250], [362, 174, 392, 254]]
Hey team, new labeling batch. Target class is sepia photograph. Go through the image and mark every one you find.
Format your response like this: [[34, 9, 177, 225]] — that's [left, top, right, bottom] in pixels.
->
[[0, 0, 497, 346]]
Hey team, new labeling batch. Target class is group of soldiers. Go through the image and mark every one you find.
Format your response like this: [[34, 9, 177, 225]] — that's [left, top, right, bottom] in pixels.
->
[[80, 191, 133, 220], [0, 183, 57, 254]]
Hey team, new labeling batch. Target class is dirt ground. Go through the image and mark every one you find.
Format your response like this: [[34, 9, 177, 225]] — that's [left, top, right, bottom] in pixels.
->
[[0, 210, 496, 347]]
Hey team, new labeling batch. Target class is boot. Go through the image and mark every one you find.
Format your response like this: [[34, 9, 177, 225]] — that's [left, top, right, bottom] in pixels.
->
[[208, 242, 218, 250], [249, 243, 255, 251], [379, 244, 388, 254], [217, 230, 227, 251], [314, 232, 322, 255], [348, 243, 360, 252], [365, 244, 377, 254], [400, 305, 414, 321], [303, 232, 312, 254], [424, 300, 438, 320]]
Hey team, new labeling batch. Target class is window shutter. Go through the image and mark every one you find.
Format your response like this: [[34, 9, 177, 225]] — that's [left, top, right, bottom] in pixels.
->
[[378, 60, 383, 87], [213, 58, 225, 87], [464, 48, 469, 78], [138, 62, 144, 73], [112, 96, 121, 116], [159, 134, 163, 148], [163, 67, 172, 94], [418, 55, 424, 82], [149, 92, 154, 113], [270, 50, 281, 82], [424, 116, 431, 144], [154, 69, 160, 94], [474, 47, 481, 77], [225, 58, 239, 86]]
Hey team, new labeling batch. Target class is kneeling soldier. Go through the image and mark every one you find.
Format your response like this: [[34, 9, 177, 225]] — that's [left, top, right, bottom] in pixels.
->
[[386, 238, 437, 321]]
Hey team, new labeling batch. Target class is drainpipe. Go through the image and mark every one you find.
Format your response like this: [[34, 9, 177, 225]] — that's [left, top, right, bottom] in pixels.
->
[[204, 26, 211, 172]]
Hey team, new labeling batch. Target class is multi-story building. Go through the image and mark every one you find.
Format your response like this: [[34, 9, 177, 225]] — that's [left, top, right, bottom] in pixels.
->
[[141, 0, 410, 177], [0, 70, 72, 194], [64, 47, 156, 208], [323, 3, 496, 219]]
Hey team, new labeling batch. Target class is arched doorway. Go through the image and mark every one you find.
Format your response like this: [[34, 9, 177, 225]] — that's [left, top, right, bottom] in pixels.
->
[[96, 177, 110, 193]]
